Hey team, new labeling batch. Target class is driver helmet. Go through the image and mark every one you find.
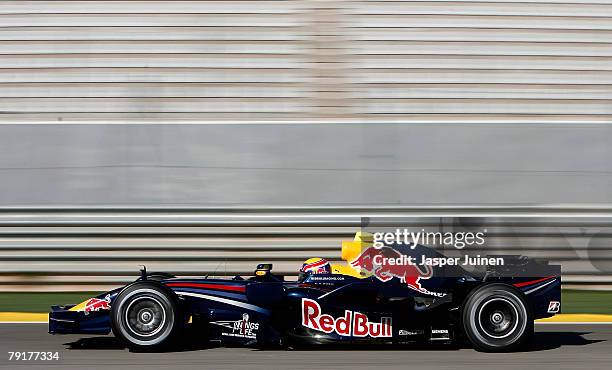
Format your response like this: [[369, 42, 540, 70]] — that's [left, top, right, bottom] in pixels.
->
[[299, 257, 331, 280]]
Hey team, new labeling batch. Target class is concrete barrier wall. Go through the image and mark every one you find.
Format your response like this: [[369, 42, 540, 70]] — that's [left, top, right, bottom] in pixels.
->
[[0, 124, 611, 205]]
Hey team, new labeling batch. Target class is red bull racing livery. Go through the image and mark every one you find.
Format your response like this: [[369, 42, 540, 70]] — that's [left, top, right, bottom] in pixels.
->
[[49, 242, 561, 353]]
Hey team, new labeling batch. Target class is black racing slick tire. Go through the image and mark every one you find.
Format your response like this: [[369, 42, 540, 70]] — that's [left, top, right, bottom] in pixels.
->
[[110, 282, 181, 351], [462, 283, 533, 352]]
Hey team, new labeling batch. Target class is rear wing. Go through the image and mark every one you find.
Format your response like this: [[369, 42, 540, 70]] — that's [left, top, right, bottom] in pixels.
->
[[485, 255, 561, 319]]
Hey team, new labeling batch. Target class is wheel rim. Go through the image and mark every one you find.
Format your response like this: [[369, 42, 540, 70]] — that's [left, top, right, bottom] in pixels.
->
[[124, 296, 166, 337], [477, 297, 519, 339]]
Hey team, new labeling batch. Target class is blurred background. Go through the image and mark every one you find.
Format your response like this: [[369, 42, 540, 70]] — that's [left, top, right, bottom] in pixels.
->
[[2, 0, 612, 123], [0, 1, 611, 312]]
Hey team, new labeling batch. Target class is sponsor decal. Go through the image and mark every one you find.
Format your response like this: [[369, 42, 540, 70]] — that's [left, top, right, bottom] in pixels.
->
[[547, 301, 561, 313], [350, 246, 444, 297], [301, 298, 392, 338], [84, 295, 111, 313], [309, 275, 346, 281], [305, 275, 348, 285], [431, 329, 448, 334], [398, 329, 423, 336], [211, 313, 260, 339], [430, 328, 451, 340]]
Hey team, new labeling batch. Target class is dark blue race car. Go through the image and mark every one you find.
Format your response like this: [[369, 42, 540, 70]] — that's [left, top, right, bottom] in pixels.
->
[[49, 244, 561, 353]]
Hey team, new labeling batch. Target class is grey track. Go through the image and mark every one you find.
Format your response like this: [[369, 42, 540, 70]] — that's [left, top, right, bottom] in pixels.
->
[[0, 324, 610, 370]]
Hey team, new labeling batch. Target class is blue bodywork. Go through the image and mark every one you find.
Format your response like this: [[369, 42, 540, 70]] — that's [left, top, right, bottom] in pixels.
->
[[49, 252, 561, 346]]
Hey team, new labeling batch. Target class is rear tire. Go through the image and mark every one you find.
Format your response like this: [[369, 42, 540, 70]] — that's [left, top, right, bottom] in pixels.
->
[[462, 283, 533, 352], [110, 282, 181, 351]]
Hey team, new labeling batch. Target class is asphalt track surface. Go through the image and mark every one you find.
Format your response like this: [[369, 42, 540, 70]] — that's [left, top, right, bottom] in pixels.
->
[[0, 324, 610, 370]]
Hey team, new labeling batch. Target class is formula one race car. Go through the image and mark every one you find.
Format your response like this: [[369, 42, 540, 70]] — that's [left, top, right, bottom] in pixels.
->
[[49, 241, 561, 353]]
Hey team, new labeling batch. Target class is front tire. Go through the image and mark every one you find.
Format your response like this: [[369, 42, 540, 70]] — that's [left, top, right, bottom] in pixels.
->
[[110, 282, 181, 351], [462, 283, 533, 352]]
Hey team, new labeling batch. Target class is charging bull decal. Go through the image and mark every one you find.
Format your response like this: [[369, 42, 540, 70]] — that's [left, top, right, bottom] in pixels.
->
[[84, 296, 111, 312], [350, 246, 439, 295]]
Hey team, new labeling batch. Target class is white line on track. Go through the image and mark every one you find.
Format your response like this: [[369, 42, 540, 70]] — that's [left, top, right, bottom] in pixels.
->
[[0, 321, 48, 324]]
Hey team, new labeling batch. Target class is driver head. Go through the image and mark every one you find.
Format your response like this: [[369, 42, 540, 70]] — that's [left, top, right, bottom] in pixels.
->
[[299, 257, 331, 281]]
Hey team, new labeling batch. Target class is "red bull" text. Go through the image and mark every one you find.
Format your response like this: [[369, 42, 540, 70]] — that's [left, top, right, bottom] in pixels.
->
[[301, 298, 392, 338]]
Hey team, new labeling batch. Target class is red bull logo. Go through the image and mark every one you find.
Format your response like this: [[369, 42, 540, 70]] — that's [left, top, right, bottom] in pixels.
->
[[350, 246, 434, 294], [84, 296, 111, 312], [301, 298, 392, 338]]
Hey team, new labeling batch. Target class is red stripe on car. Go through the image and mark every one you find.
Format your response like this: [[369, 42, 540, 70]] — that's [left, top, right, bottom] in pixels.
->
[[513, 276, 556, 288], [166, 282, 246, 292]]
